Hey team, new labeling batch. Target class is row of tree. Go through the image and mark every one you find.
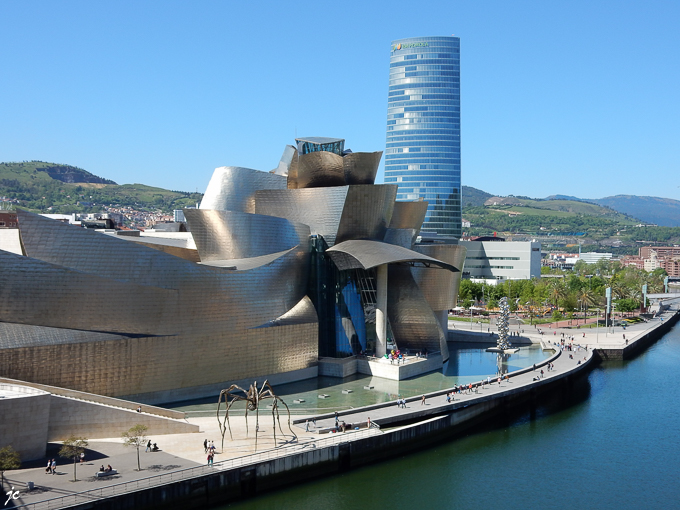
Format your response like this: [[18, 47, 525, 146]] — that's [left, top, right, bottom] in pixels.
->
[[457, 261, 668, 316]]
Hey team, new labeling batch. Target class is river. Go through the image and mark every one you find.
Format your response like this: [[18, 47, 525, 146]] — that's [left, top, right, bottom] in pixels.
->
[[220, 324, 680, 509]]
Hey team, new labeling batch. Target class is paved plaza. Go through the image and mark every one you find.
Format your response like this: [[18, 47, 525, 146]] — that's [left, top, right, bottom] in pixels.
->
[[450, 308, 676, 350]]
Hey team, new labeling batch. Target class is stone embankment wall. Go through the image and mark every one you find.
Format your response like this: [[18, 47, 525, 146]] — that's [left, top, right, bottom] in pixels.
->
[[596, 311, 680, 361]]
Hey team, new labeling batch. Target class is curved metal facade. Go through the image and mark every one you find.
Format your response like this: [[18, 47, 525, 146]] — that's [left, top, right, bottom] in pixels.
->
[[411, 244, 467, 312], [184, 209, 309, 262], [343, 151, 382, 185], [0, 135, 464, 401], [0, 210, 315, 401], [387, 265, 449, 360], [200, 166, 286, 212], [326, 239, 458, 272], [296, 152, 345, 188]]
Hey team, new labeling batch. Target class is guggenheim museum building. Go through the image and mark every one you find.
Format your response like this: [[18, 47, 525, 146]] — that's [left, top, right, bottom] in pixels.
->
[[0, 137, 465, 403]]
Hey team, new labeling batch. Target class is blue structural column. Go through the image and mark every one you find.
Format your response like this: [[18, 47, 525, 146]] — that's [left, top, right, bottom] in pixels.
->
[[376, 264, 387, 357]]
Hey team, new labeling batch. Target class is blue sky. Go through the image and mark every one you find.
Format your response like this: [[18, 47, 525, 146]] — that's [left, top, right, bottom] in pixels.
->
[[1, 0, 678, 200]]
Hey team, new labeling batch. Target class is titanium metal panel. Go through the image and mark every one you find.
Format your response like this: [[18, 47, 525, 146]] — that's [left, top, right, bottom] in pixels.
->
[[325, 239, 459, 272], [15, 211, 309, 332], [412, 244, 467, 311], [0, 322, 126, 349], [383, 228, 417, 248], [0, 249, 178, 336], [389, 201, 429, 232], [343, 151, 382, 185], [255, 296, 318, 328], [0, 211, 317, 398], [296, 151, 345, 188], [387, 265, 449, 360], [184, 209, 310, 262], [199, 166, 286, 212], [273, 145, 297, 176], [254, 187, 349, 246], [335, 185, 397, 244]]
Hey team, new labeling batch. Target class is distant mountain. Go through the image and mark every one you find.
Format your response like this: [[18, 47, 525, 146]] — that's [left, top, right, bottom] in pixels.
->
[[1, 161, 117, 185], [0, 161, 202, 215], [588, 195, 680, 227], [544, 194, 583, 202], [462, 185, 493, 208]]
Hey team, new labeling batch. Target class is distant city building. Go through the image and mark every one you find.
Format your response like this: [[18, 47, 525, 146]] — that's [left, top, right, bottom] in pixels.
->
[[0, 211, 18, 228], [385, 36, 462, 238], [459, 240, 541, 280], [623, 246, 680, 277], [578, 252, 612, 264]]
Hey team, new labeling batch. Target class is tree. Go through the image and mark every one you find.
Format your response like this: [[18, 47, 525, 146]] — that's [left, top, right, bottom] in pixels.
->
[[59, 436, 88, 482], [122, 424, 148, 471], [616, 298, 639, 313], [0, 445, 21, 487]]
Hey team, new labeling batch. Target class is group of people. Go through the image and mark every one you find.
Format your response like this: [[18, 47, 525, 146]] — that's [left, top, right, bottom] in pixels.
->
[[396, 397, 407, 408], [204, 439, 217, 465], [145, 440, 160, 452], [44, 458, 57, 474], [98, 464, 114, 473]]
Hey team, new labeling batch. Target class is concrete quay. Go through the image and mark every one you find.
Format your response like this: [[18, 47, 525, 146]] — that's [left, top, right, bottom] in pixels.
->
[[4, 309, 677, 510], [5, 348, 592, 510]]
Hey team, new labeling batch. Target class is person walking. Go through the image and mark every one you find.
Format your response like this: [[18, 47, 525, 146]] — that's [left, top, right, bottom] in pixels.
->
[[421, 394, 426, 405], [305, 420, 309, 432], [203, 439, 208, 453], [146, 440, 152, 453], [50, 458, 56, 475]]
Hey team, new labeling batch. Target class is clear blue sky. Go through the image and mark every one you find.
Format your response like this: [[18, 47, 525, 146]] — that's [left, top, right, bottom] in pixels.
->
[[1, 0, 678, 200]]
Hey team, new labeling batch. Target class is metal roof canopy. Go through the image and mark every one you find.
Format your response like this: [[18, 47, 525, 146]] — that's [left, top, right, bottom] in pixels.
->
[[326, 239, 459, 272]]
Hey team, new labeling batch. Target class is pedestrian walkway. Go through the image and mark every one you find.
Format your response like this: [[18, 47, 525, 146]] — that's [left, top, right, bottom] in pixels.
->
[[453, 309, 677, 352], [299, 342, 593, 433]]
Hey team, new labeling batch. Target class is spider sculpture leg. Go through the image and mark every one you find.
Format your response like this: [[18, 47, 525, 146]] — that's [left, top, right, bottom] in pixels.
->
[[217, 384, 248, 445], [252, 409, 257, 445], [271, 399, 278, 446], [275, 396, 297, 443], [224, 395, 244, 444]]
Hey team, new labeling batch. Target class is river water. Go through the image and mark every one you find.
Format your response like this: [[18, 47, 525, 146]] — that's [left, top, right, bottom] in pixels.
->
[[220, 323, 680, 510]]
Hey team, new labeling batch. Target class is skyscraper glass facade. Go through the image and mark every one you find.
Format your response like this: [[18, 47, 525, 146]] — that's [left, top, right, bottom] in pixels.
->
[[385, 36, 461, 238]]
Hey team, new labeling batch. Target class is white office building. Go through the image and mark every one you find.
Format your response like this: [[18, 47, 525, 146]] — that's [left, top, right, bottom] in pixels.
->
[[459, 240, 541, 281]]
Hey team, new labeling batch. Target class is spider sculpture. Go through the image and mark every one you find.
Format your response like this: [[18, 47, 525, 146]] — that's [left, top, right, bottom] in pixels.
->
[[216, 380, 297, 451]]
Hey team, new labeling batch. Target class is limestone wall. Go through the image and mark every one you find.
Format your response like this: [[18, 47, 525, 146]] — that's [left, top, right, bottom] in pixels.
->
[[0, 384, 50, 461], [46, 395, 198, 441]]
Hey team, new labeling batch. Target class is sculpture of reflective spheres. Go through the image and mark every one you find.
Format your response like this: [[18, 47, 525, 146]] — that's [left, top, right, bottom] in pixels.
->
[[0, 137, 465, 403]]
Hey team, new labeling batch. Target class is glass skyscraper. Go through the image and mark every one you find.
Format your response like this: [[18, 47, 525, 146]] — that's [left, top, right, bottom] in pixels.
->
[[385, 36, 461, 238]]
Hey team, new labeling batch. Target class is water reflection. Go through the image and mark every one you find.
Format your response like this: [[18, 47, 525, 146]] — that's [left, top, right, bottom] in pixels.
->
[[168, 342, 550, 415]]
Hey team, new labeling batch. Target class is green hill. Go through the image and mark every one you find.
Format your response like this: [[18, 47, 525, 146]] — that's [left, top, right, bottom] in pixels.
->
[[462, 185, 494, 208], [0, 161, 202, 214]]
